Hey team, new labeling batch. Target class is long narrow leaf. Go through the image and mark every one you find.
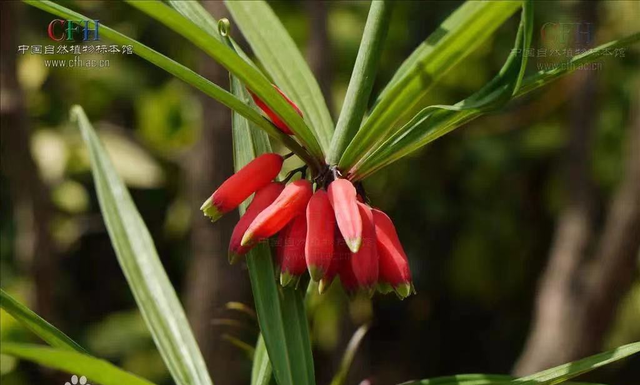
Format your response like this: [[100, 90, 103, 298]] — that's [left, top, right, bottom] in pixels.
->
[[348, 0, 536, 179], [125, 0, 325, 161], [227, 37, 316, 385], [70, 106, 213, 385], [516, 341, 640, 385], [339, 0, 522, 170], [350, 31, 640, 180], [327, 1, 393, 165], [23, 0, 315, 169], [251, 335, 273, 385], [398, 374, 604, 385], [225, 0, 335, 152], [399, 374, 512, 385], [246, 246, 315, 385], [329, 325, 369, 385], [0, 289, 85, 353], [1, 343, 157, 385]]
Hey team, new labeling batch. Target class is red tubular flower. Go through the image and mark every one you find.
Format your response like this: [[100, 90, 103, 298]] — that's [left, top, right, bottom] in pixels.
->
[[319, 230, 350, 294], [276, 214, 307, 287], [349, 202, 378, 292], [228, 182, 284, 264], [249, 84, 303, 135], [241, 179, 313, 247], [305, 190, 335, 281], [372, 208, 414, 299], [328, 179, 362, 253], [201, 153, 283, 222]]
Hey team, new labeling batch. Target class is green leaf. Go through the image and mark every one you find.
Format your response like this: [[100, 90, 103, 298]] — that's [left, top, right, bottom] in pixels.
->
[[348, 0, 536, 179], [251, 335, 273, 385], [399, 374, 513, 385], [227, 34, 315, 385], [398, 374, 604, 385], [326, 1, 393, 165], [70, 106, 213, 385], [350, 31, 640, 180], [339, 0, 522, 171], [23, 0, 316, 169], [166, 0, 256, 67], [1, 343, 157, 385], [0, 289, 85, 353], [125, 0, 325, 161], [329, 325, 369, 385], [225, 0, 335, 152], [245, 246, 315, 385], [515, 341, 640, 385]]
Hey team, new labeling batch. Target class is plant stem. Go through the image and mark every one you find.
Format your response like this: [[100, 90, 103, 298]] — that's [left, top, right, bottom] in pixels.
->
[[326, 0, 393, 166]]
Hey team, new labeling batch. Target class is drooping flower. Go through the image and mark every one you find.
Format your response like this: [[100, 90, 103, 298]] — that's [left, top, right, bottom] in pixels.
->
[[228, 182, 284, 263], [372, 208, 414, 299], [241, 179, 313, 247], [249, 84, 303, 135], [276, 214, 307, 287], [201, 153, 283, 222], [328, 179, 362, 253], [305, 189, 335, 281], [349, 202, 378, 293]]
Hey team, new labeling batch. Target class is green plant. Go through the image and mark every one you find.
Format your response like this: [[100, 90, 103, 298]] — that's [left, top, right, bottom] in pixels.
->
[[3, 1, 639, 384]]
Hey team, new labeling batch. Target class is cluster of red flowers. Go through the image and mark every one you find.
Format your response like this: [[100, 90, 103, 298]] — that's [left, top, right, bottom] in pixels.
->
[[201, 153, 415, 298], [201, 84, 414, 298]]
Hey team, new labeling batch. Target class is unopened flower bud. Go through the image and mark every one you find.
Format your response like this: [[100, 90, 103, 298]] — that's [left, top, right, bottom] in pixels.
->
[[372, 208, 415, 299], [241, 180, 312, 247], [328, 179, 362, 253], [249, 84, 303, 135], [228, 182, 284, 263], [305, 190, 335, 281], [201, 153, 283, 222], [349, 202, 378, 291]]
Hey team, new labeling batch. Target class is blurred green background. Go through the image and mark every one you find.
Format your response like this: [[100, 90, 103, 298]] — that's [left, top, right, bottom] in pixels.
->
[[1, 1, 639, 385]]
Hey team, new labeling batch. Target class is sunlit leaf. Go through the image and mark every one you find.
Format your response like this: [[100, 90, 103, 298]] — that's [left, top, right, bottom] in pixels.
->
[[339, 0, 522, 170], [70, 106, 213, 385], [515, 341, 640, 385], [1, 343, 157, 385], [0, 290, 85, 353], [251, 335, 272, 385], [350, 31, 640, 180]]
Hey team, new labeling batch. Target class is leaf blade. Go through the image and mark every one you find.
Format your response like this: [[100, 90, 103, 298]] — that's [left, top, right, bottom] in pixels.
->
[[251, 335, 273, 385], [350, 32, 640, 180], [225, 0, 335, 152], [228, 58, 316, 385], [0, 289, 86, 353], [339, 0, 522, 170], [327, 0, 393, 165], [1, 343, 157, 385], [70, 106, 213, 385], [515, 341, 640, 385]]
